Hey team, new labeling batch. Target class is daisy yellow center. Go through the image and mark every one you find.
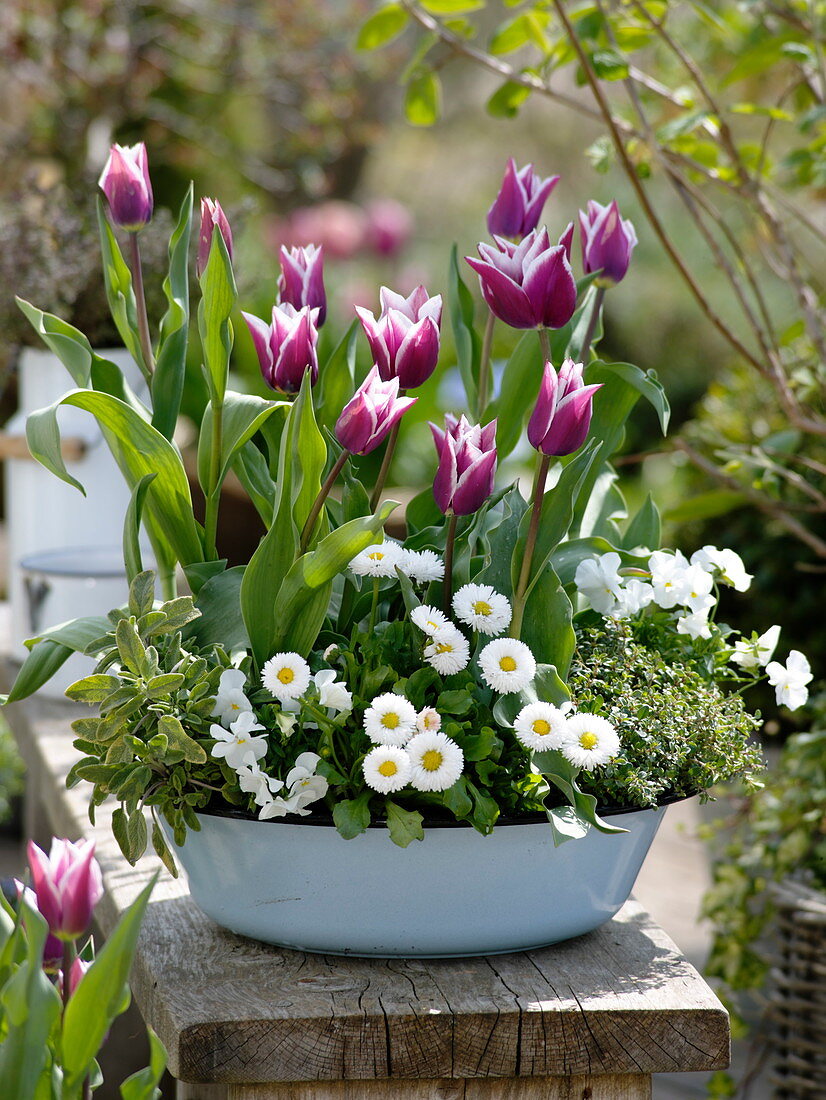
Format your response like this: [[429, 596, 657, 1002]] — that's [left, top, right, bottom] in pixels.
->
[[426, 620, 440, 631], [277, 667, 295, 685], [382, 713, 400, 729], [378, 760, 398, 777], [472, 600, 492, 616], [435, 642, 453, 654], [499, 656, 517, 672], [532, 719, 551, 736], [421, 749, 443, 772], [578, 731, 599, 750]]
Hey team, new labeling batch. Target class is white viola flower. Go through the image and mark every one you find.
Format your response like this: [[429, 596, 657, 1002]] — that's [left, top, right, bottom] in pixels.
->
[[613, 579, 655, 618], [452, 583, 512, 636], [574, 553, 623, 614], [261, 652, 312, 703], [513, 702, 569, 751], [362, 745, 412, 794], [410, 604, 452, 637], [349, 541, 404, 578], [416, 706, 442, 734], [363, 692, 418, 746], [423, 627, 471, 675], [211, 667, 253, 727], [560, 714, 621, 771], [648, 549, 692, 609], [401, 548, 444, 583], [679, 564, 715, 613], [407, 731, 464, 792], [478, 638, 537, 694], [236, 755, 284, 807], [313, 669, 353, 714], [210, 711, 267, 770], [676, 610, 713, 640], [259, 751, 330, 819], [691, 545, 752, 592], [766, 650, 813, 711], [322, 643, 340, 662], [731, 625, 781, 671]]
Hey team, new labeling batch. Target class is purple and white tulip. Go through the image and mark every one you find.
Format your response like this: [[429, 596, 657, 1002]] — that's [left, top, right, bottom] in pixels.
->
[[356, 285, 442, 390], [197, 198, 234, 278], [465, 227, 577, 330], [278, 244, 327, 325], [579, 200, 637, 286], [487, 158, 560, 241], [527, 359, 602, 457], [431, 414, 498, 516], [27, 838, 103, 942], [243, 303, 320, 393], [335, 366, 417, 455], [98, 142, 153, 231]]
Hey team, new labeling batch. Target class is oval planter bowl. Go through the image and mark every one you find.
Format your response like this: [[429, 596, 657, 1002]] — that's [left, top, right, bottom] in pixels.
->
[[166, 804, 668, 958]]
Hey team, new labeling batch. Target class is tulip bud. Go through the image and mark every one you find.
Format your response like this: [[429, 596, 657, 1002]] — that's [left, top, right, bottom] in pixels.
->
[[527, 359, 602, 457], [487, 159, 560, 241], [27, 838, 103, 942], [98, 143, 153, 231], [466, 228, 576, 331], [431, 414, 498, 516], [279, 244, 327, 325], [11, 879, 63, 971], [58, 957, 92, 999], [242, 303, 320, 394], [197, 198, 234, 278], [579, 200, 637, 286], [355, 285, 442, 390], [335, 366, 417, 455]]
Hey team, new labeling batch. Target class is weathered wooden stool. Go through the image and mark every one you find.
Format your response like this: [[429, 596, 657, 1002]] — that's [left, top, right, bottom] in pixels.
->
[[4, 690, 730, 1100]]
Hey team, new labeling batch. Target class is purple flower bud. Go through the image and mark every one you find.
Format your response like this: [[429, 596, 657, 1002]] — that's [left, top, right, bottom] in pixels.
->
[[98, 143, 153, 231], [27, 838, 103, 942], [487, 158, 560, 240], [335, 366, 417, 455], [579, 200, 637, 286], [364, 199, 413, 258], [430, 414, 498, 516], [527, 359, 602, 456], [278, 244, 327, 325], [465, 228, 577, 331], [242, 303, 320, 394], [355, 285, 442, 390], [197, 198, 234, 279]]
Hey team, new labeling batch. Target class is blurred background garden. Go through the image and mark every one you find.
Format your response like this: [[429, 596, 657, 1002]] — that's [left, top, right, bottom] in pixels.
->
[[0, 1, 823, 1096]]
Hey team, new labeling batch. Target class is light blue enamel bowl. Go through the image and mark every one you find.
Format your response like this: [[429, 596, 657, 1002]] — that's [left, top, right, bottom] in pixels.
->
[[164, 806, 667, 957]]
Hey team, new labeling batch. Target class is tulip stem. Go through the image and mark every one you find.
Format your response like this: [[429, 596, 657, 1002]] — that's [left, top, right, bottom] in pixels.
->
[[510, 452, 551, 638], [203, 391, 225, 560], [299, 449, 350, 554], [442, 512, 459, 614], [128, 233, 155, 383], [477, 312, 497, 418], [579, 286, 606, 364], [538, 326, 552, 364], [61, 939, 76, 1016], [370, 411, 403, 511]]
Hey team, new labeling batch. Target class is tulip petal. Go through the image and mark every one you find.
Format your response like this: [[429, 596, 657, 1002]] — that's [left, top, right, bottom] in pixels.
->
[[452, 448, 498, 516], [465, 258, 537, 329], [522, 246, 577, 329]]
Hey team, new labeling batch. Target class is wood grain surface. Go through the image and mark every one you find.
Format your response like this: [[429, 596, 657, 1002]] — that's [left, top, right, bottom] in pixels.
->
[[3, 689, 729, 1088]]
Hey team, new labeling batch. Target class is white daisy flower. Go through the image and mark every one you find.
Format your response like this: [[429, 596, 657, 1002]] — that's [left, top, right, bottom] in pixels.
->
[[612, 579, 655, 618], [362, 745, 412, 794], [648, 549, 692, 609], [560, 714, 621, 771], [424, 627, 471, 675], [211, 667, 253, 727], [766, 650, 812, 711], [574, 553, 623, 614], [363, 692, 418, 746], [407, 731, 464, 792], [236, 754, 284, 807], [731, 624, 781, 671], [416, 706, 442, 734], [401, 548, 445, 583], [478, 638, 537, 694], [349, 541, 404, 578], [691, 545, 752, 592], [676, 610, 713, 640], [410, 604, 452, 636], [313, 669, 352, 714], [513, 702, 569, 751], [452, 583, 512, 636], [210, 711, 267, 771], [261, 652, 312, 702]]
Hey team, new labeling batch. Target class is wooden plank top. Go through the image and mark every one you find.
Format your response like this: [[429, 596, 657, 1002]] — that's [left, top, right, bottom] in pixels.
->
[[4, 688, 730, 1086]]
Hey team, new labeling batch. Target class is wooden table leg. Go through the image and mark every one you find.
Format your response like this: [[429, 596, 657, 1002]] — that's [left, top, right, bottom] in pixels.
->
[[176, 1085, 230, 1099], [222, 1076, 652, 1099]]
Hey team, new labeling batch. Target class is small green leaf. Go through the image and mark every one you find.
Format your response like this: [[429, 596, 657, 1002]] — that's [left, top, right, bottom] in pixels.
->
[[357, 3, 409, 50], [126, 810, 148, 863], [145, 673, 186, 698], [623, 492, 661, 552], [152, 820, 179, 879], [65, 674, 122, 703], [128, 570, 157, 620], [405, 67, 442, 126], [158, 715, 207, 764], [591, 48, 629, 80], [116, 618, 146, 676], [385, 801, 424, 847], [333, 793, 372, 838], [487, 79, 532, 118]]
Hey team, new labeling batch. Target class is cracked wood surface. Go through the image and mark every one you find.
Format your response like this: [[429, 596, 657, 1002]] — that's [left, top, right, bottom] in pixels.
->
[[4, 692, 730, 1087]]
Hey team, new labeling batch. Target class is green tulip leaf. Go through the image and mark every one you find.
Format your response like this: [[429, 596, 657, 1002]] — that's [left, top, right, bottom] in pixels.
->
[[123, 474, 157, 584], [623, 492, 661, 552], [96, 197, 146, 373], [197, 226, 237, 404], [316, 319, 358, 432], [447, 243, 480, 414], [152, 184, 194, 439], [118, 1026, 168, 1100], [492, 330, 543, 460], [14, 299, 119, 389], [197, 391, 289, 497]]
